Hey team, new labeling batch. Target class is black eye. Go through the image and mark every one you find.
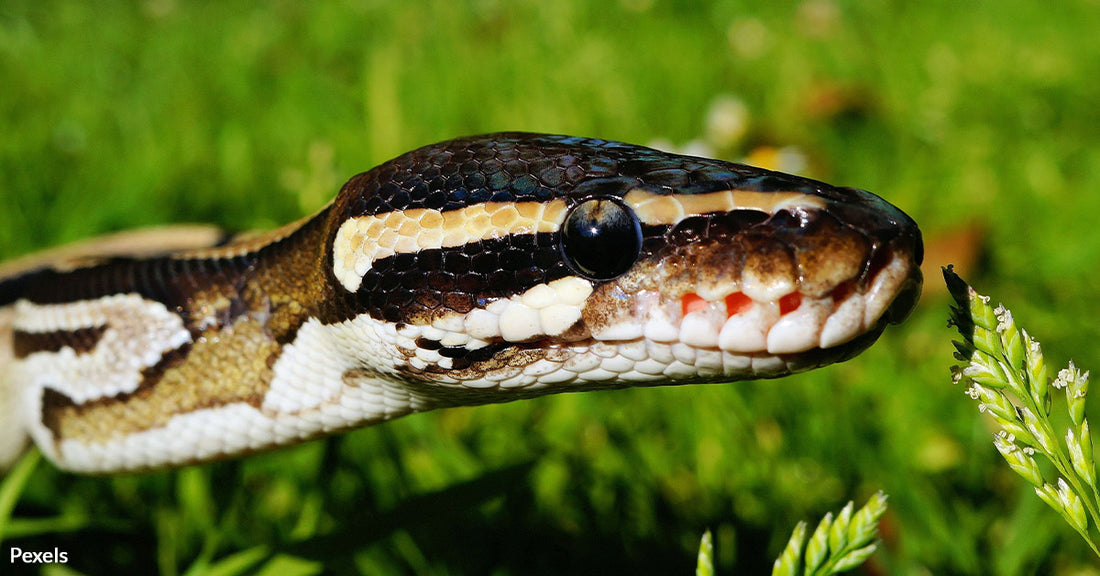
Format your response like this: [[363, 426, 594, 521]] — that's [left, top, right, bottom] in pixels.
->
[[561, 197, 642, 279]]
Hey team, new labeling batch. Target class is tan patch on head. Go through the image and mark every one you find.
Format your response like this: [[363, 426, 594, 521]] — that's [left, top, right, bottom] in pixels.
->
[[623, 189, 826, 226], [44, 316, 280, 444], [332, 199, 569, 292], [737, 236, 798, 302], [791, 217, 870, 297]]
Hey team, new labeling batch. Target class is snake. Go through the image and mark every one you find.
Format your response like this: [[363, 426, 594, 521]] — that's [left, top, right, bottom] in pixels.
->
[[0, 133, 923, 473]]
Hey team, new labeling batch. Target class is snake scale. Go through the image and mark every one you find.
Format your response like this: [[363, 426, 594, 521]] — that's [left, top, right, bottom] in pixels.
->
[[0, 133, 923, 473]]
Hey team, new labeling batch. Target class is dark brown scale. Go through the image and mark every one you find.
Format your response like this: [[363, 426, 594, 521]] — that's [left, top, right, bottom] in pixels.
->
[[470, 251, 497, 274], [442, 292, 474, 313], [705, 210, 769, 236], [443, 252, 471, 274], [667, 216, 710, 244], [415, 290, 443, 310], [399, 270, 426, 290], [425, 271, 452, 292], [638, 225, 669, 260], [455, 273, 482, 294], [415, 337, 442, 351], [382, 305, 402, 322]]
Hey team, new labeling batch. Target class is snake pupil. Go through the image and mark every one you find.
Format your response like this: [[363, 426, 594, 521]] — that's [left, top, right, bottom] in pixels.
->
[[561, 197, 642, 279]]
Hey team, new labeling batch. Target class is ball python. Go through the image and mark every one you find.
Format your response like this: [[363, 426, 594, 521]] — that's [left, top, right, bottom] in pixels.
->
[[0, 133, 923, 473]]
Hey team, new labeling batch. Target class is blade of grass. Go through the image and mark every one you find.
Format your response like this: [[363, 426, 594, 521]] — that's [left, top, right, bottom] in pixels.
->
[[0, 449, 41, 545]]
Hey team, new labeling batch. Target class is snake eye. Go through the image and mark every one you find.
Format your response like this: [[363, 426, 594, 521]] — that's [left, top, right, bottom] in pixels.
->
[[561, 197, 642, 279]]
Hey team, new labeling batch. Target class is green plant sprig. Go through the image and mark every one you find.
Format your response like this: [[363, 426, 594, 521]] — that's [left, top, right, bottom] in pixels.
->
[[945, 266, 1100, 556], [770, 491, 888, 576], [693, 493, 886, 576]]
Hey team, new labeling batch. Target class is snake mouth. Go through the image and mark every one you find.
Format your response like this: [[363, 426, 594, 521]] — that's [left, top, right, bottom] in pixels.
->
[[592, 250, 921, 358], [404, 242, 921, 386], [585, 198, 924, 358]]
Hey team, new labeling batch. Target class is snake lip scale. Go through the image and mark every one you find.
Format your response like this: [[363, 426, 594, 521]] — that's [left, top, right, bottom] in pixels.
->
[[0, 132, 923, 473]]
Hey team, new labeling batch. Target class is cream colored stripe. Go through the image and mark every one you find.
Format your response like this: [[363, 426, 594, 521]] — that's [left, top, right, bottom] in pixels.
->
[[622, 189, 826, 226], [333, 200, 569, 292]]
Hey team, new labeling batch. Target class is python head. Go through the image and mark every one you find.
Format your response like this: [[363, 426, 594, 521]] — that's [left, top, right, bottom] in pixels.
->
[[323, 132, 923, 398]]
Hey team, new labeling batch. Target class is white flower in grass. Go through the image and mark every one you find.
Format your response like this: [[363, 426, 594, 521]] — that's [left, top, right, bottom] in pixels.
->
[[994, 305, 1013, 334], [1025, 333, 1041, 356], [1054, 365, 1075, 390]]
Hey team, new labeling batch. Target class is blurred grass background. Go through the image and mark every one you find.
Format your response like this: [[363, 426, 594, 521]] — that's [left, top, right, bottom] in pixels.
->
[[2, 0, 1100, 574]]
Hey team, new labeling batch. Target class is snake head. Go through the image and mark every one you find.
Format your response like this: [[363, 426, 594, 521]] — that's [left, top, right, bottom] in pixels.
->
[[327, 132, 923, 392]]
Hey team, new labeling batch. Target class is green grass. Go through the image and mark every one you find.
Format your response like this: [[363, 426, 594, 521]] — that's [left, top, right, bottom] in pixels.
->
[[2, 0, 1099, 573]]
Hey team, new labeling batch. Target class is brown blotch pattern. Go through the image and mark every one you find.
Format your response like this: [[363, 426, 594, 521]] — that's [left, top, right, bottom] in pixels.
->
[[39, 212, 338, 445], [13, 325, 108, 359], [44, 317, 280, 444]]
